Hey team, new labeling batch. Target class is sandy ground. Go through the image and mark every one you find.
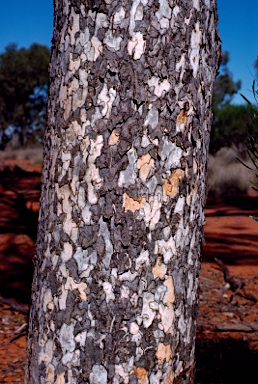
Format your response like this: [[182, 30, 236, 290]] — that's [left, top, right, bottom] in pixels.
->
[[0, 159, 258, 383]]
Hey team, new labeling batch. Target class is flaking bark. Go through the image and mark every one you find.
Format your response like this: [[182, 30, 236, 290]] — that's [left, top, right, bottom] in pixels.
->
[[26, 1, 220, 383]]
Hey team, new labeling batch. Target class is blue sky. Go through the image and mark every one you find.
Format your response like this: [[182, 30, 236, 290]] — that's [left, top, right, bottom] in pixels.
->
[[0, 0, 257, 104]]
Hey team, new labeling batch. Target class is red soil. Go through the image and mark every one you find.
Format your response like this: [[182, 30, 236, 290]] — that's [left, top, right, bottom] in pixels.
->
[[0, 159, 258, 383]]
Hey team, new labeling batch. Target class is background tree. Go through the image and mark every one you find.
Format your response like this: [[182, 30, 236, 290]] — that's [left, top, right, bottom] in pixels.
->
[[0, 43, 50, 148], [210, 51, 243, 153], [26, 1, 220, 383], [210, 103, 255, 153], [212, 51, 241, 109], [210, 53, 258, 154]]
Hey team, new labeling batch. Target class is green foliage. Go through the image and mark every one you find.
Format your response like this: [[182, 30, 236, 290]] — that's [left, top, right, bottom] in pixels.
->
[[0, 43, 50, 148], [210, 51, 250, 154], [239, 80, 258, 187], [210, 103, 255, 154], [212, 51, 241, 110]]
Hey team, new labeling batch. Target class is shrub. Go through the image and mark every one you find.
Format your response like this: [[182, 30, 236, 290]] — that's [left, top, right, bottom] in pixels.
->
[[207, 147, 255, 197]]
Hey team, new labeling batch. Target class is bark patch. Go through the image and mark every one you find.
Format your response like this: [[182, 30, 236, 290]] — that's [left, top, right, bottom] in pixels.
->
[[123, 193, 146, 212]]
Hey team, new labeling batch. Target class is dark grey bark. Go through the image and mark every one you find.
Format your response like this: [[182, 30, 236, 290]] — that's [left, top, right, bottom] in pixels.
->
[[26, 0, 220, 383]]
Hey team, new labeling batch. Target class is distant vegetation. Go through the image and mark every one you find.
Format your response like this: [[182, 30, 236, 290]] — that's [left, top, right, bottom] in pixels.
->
[[0, 43, 50, 149], [210, 51, 256, 154]]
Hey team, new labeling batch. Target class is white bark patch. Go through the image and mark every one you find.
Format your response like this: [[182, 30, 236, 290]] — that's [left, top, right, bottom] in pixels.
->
[[130, 322, 139, 335], [60, 322, 75, 354], [154, 276, 175, 333], [115, 357, 134, 383], [74, 248, 97, 278], [97, 83, 116, 118], [118, 147, 137, 187], [137, 154, 154, 182], [89, 365, 107, 384], [129, 0, 142, 35], [135, 249, 150, 271], [43, 289, 54, 312], [61, 242, 73, 262], [159, 303, 174, 333], [142, 292, 156, 328], [155, 0, 172, 30], [144, 108, 159, 129], [176, 53, 186, 83], [65, 276, 87, 301], [156, 0, 172, 19], [56, 185, 77, 237], [99, 217, 114, 269], [127, 32, 146, 60], [193, 0, 200, 10], [147, 76, 170, 97], [38, 339, 54, 364], [174, 196, 185, 215], [91, 36, 103, 61], [75, 331, 87, 347], [121, 284, 130, 299], [85, 135, 103, 205], [159, 137, 183, 172], [81, 203, 92, 226], [103, 282, 115, 302], [95, 12, 108, 30], [119, 271, 138, 282], [142, 186, 162, 231], [141, 132, 151, 148], [149, 370, 163, 383], [113, 7, 126, 25], [178, 313, 187, 336], [154, 236, 176, 264], [190, 22, 202, 78], [69, 55, 80, 73], [60, 151, 71, 180], [104, 31, 123, 51]]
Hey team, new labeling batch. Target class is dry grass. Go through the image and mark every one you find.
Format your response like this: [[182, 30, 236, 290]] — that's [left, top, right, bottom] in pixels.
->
[[207, 147, 256, 197]]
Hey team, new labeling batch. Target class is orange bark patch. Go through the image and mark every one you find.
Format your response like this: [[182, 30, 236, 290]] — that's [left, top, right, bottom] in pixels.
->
[[156, 343, 173, 362], [152, 256, 167, 279], [134, 367, 148, 383], [164, 369, 175, 384], [163, 169, 184, 200], [137, 154, 154, 182], [177, 109, 187, 125], [108, 129, 120, 145], [164, 276, 175, 305], [123, 193, 146, 212]]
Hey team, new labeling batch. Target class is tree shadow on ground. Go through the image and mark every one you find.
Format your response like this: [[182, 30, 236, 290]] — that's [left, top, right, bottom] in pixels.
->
[[195, 337, 258, 384]]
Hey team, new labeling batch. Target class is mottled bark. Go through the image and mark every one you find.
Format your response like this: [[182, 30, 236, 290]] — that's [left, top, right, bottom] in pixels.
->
[[26, 1, 220, 383]]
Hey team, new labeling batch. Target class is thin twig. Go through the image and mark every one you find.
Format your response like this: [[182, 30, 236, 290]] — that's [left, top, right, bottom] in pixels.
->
[[0, 295, 29, 315]]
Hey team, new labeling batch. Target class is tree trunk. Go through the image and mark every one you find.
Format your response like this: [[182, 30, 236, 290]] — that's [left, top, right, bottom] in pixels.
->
[[26, 1, 220, 383]]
